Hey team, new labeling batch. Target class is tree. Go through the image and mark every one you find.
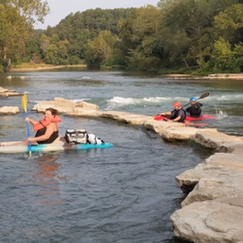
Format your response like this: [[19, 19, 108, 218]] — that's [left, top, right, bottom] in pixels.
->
[[85, 31, 115, 68], [119, 6, 162, 71], [214, 4, 243, 45], [0, 0, 49, 71], [207, 37, 242, 72]]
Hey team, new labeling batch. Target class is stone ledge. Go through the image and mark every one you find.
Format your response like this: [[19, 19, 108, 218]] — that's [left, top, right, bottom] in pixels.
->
[[170, 199, 243, 243]]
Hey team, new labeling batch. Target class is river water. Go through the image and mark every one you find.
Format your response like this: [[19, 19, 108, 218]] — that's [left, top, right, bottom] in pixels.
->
[[0, 69, 242, 243]]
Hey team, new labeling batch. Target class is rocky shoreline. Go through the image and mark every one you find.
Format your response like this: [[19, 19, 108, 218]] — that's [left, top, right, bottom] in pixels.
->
[[1, 96, 243, 243], [163, 73, 243, 80]]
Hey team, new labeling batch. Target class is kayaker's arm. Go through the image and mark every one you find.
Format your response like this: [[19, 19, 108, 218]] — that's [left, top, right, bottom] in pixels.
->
[[25, 117, 38, 126], [160, 111, 171, 116], [171, 116, 181, 122]]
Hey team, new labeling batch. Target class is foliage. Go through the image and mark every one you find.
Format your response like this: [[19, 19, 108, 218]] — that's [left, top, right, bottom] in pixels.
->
[[42, 8, 134, 67], [85, 31, 116, 68], [3, 0, 243, 73], [205, 37, 243, 72], [0, 0, 49, 71], [118, 6, 162, 71]]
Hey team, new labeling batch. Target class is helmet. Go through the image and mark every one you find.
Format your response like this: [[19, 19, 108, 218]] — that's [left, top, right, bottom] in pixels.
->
[[173, 101, 181, 107], [190, 96, 196, 101]]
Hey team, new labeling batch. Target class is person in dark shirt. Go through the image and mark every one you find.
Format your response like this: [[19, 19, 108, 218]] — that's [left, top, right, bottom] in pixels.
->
[[186, 96, 203, 118], [159, 101, 186, 123]]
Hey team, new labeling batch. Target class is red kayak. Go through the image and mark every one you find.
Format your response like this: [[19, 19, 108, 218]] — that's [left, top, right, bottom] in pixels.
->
[[154, 114, 215, 121], [154, 115, 208, 126], [185, 114, 216, 121]]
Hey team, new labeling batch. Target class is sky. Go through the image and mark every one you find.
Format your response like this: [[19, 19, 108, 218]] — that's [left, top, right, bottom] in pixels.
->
[[34, 0, 159, 29]]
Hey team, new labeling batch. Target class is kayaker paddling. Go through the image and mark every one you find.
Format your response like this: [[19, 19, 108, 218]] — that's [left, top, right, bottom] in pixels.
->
[[26, 108, 61, 145], [159, 101, 186, 123], [185, 96, 203, 118], [0, 108, 62, 146]]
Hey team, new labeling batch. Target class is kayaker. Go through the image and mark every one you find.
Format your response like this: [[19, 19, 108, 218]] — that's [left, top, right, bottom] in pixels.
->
[[1, 108, 62, 146], [25, 107, 61, 145], [186, 96, 203, 118], [159, 101, 186, 122]]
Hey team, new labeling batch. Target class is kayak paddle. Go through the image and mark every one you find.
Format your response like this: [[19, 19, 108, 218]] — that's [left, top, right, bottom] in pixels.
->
[[182, 92, 209, 108], [21, 94, 32, 157]]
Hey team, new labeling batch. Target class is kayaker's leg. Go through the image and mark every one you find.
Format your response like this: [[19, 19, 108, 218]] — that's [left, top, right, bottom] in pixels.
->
[[9, 140, 38, 146]]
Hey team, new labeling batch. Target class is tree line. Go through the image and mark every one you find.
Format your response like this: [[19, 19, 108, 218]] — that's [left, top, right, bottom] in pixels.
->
[[1, 0, 243, 74]]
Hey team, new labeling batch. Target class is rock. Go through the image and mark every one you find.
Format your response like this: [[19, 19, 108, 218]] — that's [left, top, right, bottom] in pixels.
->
[[100, 111, 153, 125], [67, 101, 100, 117], [32, 97, 77, 113], [181, 173, 243, 207], [75, 101, 99, 110], [32, 98, 102, 116], [0, 106, 20, 114], [172, 144, 243, 241], [0, 86, 22, 97], [194, 130, 243, 150], [160, 126, 198, 141], [176, 152, 243, 190], [170, 199, 243, 243]]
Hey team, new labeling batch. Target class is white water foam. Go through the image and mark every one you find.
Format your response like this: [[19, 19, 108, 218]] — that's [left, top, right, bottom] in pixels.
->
[[106, 96, 173, 109], [215, 110, 228, 120], [80, 76, 91, 80]]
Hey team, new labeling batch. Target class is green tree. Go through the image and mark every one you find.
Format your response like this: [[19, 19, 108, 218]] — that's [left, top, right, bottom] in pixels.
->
[[0, 0, 49, 71], [85, 31, 115, 68], [119, 6, 162, 71], [44, 39, 69, 65], [207, 37, 240, 72], [214, 4, 243, 44], [42, 8, 134, 66]]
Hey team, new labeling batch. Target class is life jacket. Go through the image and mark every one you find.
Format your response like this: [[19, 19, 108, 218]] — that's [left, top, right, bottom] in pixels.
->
[[33, 116, 62, 131], [171, 108, 186, 122], [186, 102, 203, 117]]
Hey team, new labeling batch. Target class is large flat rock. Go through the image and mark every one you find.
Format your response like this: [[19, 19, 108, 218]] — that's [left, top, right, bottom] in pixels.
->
[[170, 199, 243, 243], [0, 106, 20, 114]]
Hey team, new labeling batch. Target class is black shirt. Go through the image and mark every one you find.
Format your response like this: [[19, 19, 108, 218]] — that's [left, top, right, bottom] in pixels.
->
[[186, 102, 203, 118]]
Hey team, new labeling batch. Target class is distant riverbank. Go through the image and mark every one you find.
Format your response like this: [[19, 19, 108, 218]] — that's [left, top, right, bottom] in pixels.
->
[[9, 64, 86, 72], [8, 65, 243, 80], [163, 73, 243, 80]]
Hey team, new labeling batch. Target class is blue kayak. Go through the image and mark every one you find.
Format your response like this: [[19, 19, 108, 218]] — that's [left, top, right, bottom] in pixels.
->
[[0, 137, 113, 154]]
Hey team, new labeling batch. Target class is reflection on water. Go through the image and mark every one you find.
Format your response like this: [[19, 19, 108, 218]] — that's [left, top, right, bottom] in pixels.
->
[[32, 153, 66, 205]]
